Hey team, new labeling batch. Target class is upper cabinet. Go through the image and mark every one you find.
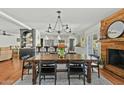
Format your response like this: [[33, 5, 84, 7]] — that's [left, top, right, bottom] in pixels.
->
[[20, 29, 36, 48]]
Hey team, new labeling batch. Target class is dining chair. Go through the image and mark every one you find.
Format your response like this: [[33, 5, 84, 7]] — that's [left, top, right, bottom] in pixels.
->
[[39, 61, 57, 85], [68, 48, 76, 54], [67, 60, 86, 85], [89, 54, 100, 78], [21, 55, 32, 80]]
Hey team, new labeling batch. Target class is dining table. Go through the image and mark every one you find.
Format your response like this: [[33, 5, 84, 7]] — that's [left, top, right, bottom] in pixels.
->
[[27, 53, 96, 85]]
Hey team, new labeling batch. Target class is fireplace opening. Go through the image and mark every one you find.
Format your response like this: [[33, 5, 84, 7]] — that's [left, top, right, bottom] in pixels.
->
[[108, 49, 124, 69]]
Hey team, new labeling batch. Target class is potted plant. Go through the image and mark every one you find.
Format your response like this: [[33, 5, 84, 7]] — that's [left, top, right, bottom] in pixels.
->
[[100, 54, 105, 68], [58, 40, 65, 58]]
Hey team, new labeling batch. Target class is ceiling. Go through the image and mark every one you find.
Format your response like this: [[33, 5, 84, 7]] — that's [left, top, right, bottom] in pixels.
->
[[0, 8, 120, 35]]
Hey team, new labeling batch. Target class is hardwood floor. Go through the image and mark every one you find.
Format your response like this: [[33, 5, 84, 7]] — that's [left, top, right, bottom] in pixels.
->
[[100, 68, 124, 85], [0, 57, 22, 85], [0, 56, 124, 85]]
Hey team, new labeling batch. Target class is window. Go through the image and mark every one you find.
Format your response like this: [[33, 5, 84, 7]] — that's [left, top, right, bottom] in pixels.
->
[[87, 35, 93, 55], [45, 39, 54, 47], [92, 33, 99, 55]]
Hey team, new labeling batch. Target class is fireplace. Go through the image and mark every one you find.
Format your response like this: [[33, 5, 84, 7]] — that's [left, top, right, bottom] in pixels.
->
[[108, 49, 124, 69]]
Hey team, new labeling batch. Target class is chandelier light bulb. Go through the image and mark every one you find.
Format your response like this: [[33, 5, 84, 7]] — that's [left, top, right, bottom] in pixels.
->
[[57, 35, 61, 40]]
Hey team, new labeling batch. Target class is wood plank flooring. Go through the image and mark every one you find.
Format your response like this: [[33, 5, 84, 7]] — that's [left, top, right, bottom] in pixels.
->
[[0, 57, 124, 85], [100, 68, 124, 85], [0, 57, 22, 85]]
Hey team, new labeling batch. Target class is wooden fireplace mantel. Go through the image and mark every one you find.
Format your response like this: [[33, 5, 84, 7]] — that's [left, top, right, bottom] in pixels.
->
[[100, 9, 124, 78], [98, 38, 124, 43]]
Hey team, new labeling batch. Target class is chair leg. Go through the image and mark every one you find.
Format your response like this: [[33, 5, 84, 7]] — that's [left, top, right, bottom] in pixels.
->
[[83, 75, 85, 85], [21, 61, 24, 80], [21, 68, 24, 80], [79, 75, 81, 79], [68, 74, 70, 85], [98, 67, 100, 78], [55, 74, 57, 85], [39, 77, 41, 85], [39, 66, 41, 85], [92, 67, 93, 72], [44, 75, 45, 80]]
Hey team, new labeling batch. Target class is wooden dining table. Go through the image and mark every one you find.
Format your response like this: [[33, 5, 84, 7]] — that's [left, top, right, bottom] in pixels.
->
[[27, 53, 95, 85]]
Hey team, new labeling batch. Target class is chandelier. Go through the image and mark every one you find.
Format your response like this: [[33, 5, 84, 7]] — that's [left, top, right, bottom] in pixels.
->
[[46, 11, 71, 34]]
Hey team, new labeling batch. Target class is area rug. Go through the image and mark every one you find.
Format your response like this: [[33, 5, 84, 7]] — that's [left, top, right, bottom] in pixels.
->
[[14, 65, 112, 85]]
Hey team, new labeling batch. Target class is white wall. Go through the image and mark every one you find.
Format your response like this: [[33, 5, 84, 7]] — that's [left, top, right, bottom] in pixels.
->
[[0, 35, 19, 47]]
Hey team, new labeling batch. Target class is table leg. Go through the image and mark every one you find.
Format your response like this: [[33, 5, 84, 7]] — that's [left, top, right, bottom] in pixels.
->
[[87, 61, 91, 83], [32, 62, 37, 85]]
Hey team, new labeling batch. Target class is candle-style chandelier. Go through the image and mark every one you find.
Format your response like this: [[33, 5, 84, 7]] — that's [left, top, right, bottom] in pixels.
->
[[46, 11, 71, 34]]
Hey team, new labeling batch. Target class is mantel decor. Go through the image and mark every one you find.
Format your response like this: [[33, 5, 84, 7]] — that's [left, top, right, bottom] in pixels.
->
[[107, 20, 124, 39]]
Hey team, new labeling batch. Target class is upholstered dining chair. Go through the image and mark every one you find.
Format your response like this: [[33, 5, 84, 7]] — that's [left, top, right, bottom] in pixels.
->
[[89, 54, 100, 78], [39, 61, 57, 85], [21, 55, 32, 80], [67, 60, 86, 85]]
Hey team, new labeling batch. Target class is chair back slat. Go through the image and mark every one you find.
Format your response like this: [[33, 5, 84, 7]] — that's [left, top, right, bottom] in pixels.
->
[[89, 54, 99, 59], [21, 55, 30, 60]]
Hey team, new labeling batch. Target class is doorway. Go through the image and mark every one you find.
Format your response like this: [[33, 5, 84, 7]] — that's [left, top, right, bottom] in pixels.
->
[[69, 39, 75, 51]]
